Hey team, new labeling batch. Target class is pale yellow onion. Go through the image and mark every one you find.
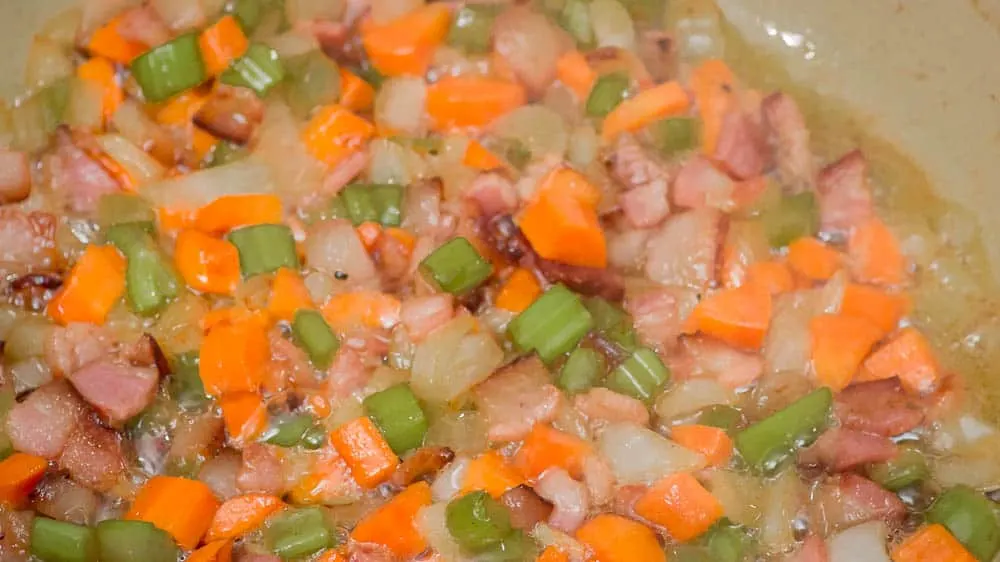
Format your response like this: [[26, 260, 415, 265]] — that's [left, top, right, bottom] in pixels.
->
[[11, 357, 53, 394], [39, 8, 83, 48], [65, 78, 105, 133], [80, 0, 140, 38], [143, 160, 275, 211], [426, 134, 475, 202], [368, 139, 429, 185], [286, 0, 346, 23], [667, 0, 725, 73], [415, 503, 470, 562], [111, 100, 167, 152], [371, 0, 424, 25], [597, 422, 706, 484], [11, 95, 50, 153], [425, 410, 489, 455], [567, 123, 599, 168], [96, 134, 166, 185], [252, 102, 326, 201], [703, 469, 763, 527], [151, 0, 206, 32], [759, 468, 806, 554], [265, 30, 320, 60], [411, 316, 504, 403], [763, 290, 820, 375], [150, 293, 208, 354], [476, 306, 516, 337], [375, 77, 428, 137], [653, 378, 734, 421], [430, 457, 470, 502], [492, 104, 569, 159], [24, 36, 73, 91], [326, 398, 366, 430], [589, 0, 636, 50], [828, 521, 892, 562], [542, 83, 582, 126]]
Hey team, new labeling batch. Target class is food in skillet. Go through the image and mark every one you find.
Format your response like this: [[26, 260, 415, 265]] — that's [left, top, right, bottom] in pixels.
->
[[0, 0, 993, 560]]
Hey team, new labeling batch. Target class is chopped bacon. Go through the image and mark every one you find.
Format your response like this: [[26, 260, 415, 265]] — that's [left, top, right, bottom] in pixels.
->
[[237, 443, 284, 495], [608, 135, 671, 228], [68, 360, 159, 426], [762, 92, 815, 193], [816, 151, 874, 240], [0, 209, 57, 273], [573, 388, 650, 429], [611, 483, 647, 520], [466, 172, 518, 217], [644, 208, 722, 291], [714, 109, 768, 180], [0, 149, 31, 204], [194, 85, 266, 145], [620, 181, 670, 229], [671, 156, 736, 211], [581, 454, 615, 507], [267, 331, 319, 392], [492, 6, 569, 94], [785, 535, 829, 562], [473, 357, 560, 442], [625, 285, 698, 351], [58, 421, 126, 492], [812, 473, 905, 533], [320, 150, 369, 201], [389, 446, 455, 488], [50, 128, 121, 213], [117, 5, 171, 48], [798, 428, 898, 472], [500, 485, 554, 531], [673, 336, 764, 389], [198, 450, 243, 501], [325, 347, 370, 401], [637, 30, 673, 82], [400, 295, 455, 342], [43, 324, 113, 377], [535, 467, 589, 533], [835, 378, 924, 436], [5, 380, 85, 459]]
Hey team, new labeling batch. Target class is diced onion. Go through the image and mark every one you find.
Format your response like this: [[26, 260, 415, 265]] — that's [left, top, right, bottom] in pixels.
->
[[286, 0, 346, 23], [39, 8, 83, 49], [653, 379, 734, 421], [759, 469, 805, 553], [11, 357, 53, 394], [368, 139, 429, 185], [589, 0, 636, 50], [65, 78, 105, 132], [425, 410, 489, 455], [150, 0, 206, 32], [197, 451, 242, 501], [24, 36, 73, 91], [265, 30, 320, 60], [567, 124, 599, 168], [303, 219, 378, 284], [492, 105, 569, 159], [430, 457, 470, 502], [597, 422, 706, 484], [142, 160, 275, 211], [252, 102, 326, 203], [411, 316, 504, 403], [150, 294, 208, 355], [96, 134, 166, 185], [764, 290, 820, 375], [371, 0, 424, 25], [416, 503, 470, 562], [35, 477, 100, 526], [375, 77, 428, 137], [828, 521, 891, 562], [703, 469, 763, 527], [667, 0, 725, 72]]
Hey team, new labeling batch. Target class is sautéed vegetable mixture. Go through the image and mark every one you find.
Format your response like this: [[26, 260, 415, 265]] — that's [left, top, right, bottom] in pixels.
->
[[0, 0, 992, 560]]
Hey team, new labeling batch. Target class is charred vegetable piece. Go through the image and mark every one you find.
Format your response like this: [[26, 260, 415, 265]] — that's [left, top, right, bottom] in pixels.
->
[[734, 387, 833, 473], [448, 6, 502, 54], [130, 34, 207, 103], [364, 383, 428, 454], [606, 346, 670, 402], [337, 184, 405, 227], [265, 507, 334, 559], [228, 224, 300, 277], [220, 44, 285, 96], [169, 351, 208, 409], [30, 518, 98, 562], [420, 237, 493, 295], [584, 296, 638, 350], [97, 194, 155, 228], [106, 223, 182, 315], [650, 117, 699, 156], [927, 486, 1000, 562], [284, 50, 341, 118], [761, 192, 819, 248], [587, 72, 631, 117], [867, 445, 929, 491], [558, 347, 605, 394], [509, 285, 594, 364], [446, 491, 516, 553], [264, 414, 314, 447], [96, 520, 179, 562], [292, 309, 340, 370]]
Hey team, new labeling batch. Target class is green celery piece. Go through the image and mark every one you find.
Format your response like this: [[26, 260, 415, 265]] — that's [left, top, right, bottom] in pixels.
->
[[284, 50, 341, 118], [446, 491, 515, 553], [169, 351, 209, 409], [300, 424, 328, 450], [419, 237, 493, 296], [207, 140, 247, 167], [30, 518, 98, 562], [667, 545, 713, 562], [292, 309, 340, 370], [694, 404, 746, 435], [558, 347, 605, 394], [586, 72, 631, 117], [96, 520, 178, 562], [509, 285, 594, 364], [867, 446, 929, 491], [97, 194, 154, 228], [560, 0, 595, 47], [701, 519, 753, 562], [228, 224, 300, 277], [339, 184, 379, 225], [232, 0, 264, 32], [265, 507, 334, 559], [364, 383, 428, 454], [371, 184, 405, 227], [927, 486, 1000, 562], [650, 117, 699, 157], [220, 44, 285, 96], [106, 223, 183, 316], [475, 530, 539, 561], [447, 6, 502, 54], [264, 414, 314, 447], [762, 192, 819, 248], [130, 34, 207, 103], [734, 387, 833, 473], [583, 296, 638, 350], [606, 346, 670, 402]]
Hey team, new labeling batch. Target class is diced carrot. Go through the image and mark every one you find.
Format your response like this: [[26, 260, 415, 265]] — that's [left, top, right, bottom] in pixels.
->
[[288, 445, 359, 505], [200, 306, 270, 334], [330, 417, 400, 489], [268, 268, 313, 321], [495, 268, 543, 313], [187, 540, 233, 562], [199, 319, 270, 396], [601, 81, 690, 141], [787, 237, 842, 281], [555, 50, 596, 100], [304, 393, 332, 418], [519, 169, 606, 269], [690, 59, 736, 156], [174, 229, 242, 295], [576, 514, 666, 562], [76, 57, 123, 126], [360, 5, 451, 77], [537, 547, 569, 562], [891, 524, 977, 562], [859, 327, 941, 395], [383, 227, 417, 255], [158, 207, 197, 232], [321, 291, 402, 332], [840, 283, 909, 336], [126, 476, 220, 550], [48, 245, 126, 326], [219, 392, 268, 443], [156, 90, 210, 125], [205, 494, 284, 542], [463, 139, 504, 171], [461, 451, 524, 498], [426, 76, 526, 131], [0, 453, 48, 507], [339, 68, 375, 112], [199, 16, 249, 76], [670, 425, 732, 467], [634, 473, 723, 543], [351, 482, 432, 558], [513, 425, 592, 481], [849, 218, 907, 287], [356, 221, 383, 253], [809, 314, 884, 391], [686, 284, 772, 350], [744, 260, 795, 295], [87, 14, 147, 64], [301, 105, 375, 166], [195, 194, 283, 235]]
